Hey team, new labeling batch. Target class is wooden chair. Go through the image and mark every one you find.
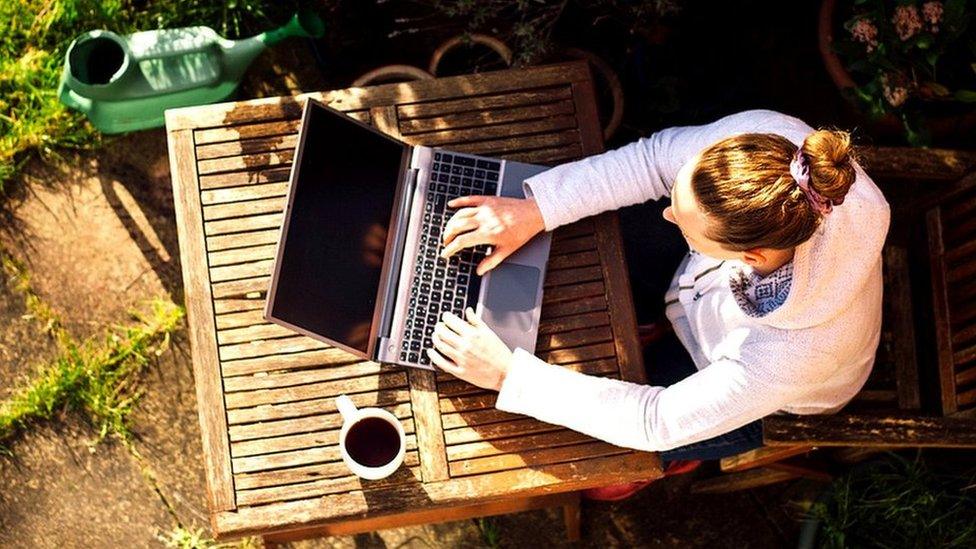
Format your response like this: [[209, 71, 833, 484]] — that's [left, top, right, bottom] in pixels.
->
[[694, 147, 976, 494]]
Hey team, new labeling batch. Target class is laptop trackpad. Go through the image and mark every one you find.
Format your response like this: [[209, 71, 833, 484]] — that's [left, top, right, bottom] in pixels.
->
[[482, 263, 541, 351]]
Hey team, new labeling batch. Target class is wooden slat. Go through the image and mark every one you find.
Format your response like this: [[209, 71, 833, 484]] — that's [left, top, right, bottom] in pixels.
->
[[449, 441, 627, 477], [218, 334, 328, 362], [232, 434, 418, 474], [196, 133, 299, 161], [231, 419, 416, 457], [547, 250, 601, 271], [203, 196, 285, 221], [221, 347, 361, 377], [397, 86, 572, 118], [956, 386, 976, 407], [205, 213, 284, 236], [439, 392, 497, 414], [408, 369, 449, 482], [549, 234, 598, 256], [228, 402, 413, 441], [882, 246, 920, 410], [536, 326, 613, 352], [860, 147, 976, 182], [927, 207, 957, 415], [552, 219, 595, 240], [192, 112, 367, 146], [542, 281, 605, 305], [400, 100, 576, 135], [544, 265, 603, 287], [538, 311, 609, 335], [222, 361, 384, 392], [195, 120, 301, 145], [201, 182, 290, 206], [209, 260, 274, 283], [214, 297, 266, 315], [209, 244, 278, 268], [446, 430, 595, 461], [537, 341, 617, 365], [199, 166, 292, 190], [505, 144, 583, 166], [435, 357, 618, 391], [763, 414, 976, 447], [691, 468, 798, 494], [217, 322, 294, 345], [234, 452, 421, 490], [198, 151, 294, 176], [401, 115, 579, 148], [226, 389, 412, 425], [540, 295, 607, 319], [164, 127, 236, 511], [237, 466, 423, 506], [443, 418, 563, 445], [207, 229, 281, 252], [215, 308, 267, 330], [720, 446, 814, 473], [956, 366, 976, 388], [224, 371, 408, 409], [446, 130, 580, 157]]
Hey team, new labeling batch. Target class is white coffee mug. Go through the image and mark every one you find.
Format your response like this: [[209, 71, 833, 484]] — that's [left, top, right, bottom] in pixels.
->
[[336, 394, 406, 480]]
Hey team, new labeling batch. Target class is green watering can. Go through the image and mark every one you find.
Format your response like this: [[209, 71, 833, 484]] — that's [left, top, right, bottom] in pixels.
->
[[57, 11, 325, 134]]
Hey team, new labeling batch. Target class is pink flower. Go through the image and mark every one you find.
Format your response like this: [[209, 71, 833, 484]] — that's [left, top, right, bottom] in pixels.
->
[[922, 1, 943, 32], [850, 18, 879, 52], [892, 5, 923, 41], [881, 74, 909, 107]]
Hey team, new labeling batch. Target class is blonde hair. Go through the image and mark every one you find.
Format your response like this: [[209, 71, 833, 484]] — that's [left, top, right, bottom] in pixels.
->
[[690, 130, 856, 251]]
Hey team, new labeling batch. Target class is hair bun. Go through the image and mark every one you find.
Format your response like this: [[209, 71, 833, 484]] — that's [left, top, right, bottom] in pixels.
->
[[801, 129, 856, 205]]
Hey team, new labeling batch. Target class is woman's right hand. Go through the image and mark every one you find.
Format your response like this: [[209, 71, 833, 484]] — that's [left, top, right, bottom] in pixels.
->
[[441, 196, 546, 275]]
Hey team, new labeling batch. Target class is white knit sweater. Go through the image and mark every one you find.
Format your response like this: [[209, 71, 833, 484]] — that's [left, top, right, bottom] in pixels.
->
[[495, 110, 891, 452]]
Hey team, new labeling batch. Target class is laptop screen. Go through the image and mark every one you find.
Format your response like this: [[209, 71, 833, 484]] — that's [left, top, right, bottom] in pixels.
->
[[269, 101, 407, 355]]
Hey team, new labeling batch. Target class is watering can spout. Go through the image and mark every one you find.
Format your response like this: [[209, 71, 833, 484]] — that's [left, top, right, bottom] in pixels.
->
[[259, 11, 325, 47]]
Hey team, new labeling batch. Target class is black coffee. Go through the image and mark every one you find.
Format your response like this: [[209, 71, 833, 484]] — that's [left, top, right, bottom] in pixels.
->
[[345, 417, 400, 467]]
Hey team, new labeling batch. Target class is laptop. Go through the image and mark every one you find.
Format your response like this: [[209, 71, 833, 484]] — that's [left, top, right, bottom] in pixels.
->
[[265, 99, 553, 370]]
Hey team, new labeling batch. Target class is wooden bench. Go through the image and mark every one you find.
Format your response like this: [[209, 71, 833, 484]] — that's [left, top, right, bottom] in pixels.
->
[[166, 60, 662, 543], [694, 147, 976, 494]]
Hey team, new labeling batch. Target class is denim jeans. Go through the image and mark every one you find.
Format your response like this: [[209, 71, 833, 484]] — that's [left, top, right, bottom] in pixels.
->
[[618, 199, 764, 462]]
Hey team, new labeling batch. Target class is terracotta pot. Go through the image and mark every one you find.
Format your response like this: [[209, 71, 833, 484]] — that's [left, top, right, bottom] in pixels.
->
[[818, 0, 976, 141]]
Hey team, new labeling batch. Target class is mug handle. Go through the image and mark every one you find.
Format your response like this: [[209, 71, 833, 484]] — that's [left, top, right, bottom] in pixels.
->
[[335, 394, 357, 422]]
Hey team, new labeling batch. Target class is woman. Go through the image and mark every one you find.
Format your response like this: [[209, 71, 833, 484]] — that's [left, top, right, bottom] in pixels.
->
[[427, 110, 890, 484]]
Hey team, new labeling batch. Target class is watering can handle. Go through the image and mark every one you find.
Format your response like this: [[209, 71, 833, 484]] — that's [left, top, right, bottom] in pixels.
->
[[125, 27, 224, 63]]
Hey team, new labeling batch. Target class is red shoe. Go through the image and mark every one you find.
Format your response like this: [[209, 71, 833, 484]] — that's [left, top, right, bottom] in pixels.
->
[[582, 460, 701, 501]]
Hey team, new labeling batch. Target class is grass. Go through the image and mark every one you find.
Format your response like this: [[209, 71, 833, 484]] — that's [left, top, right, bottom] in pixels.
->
[[156, 526, 260, 549], [809, 452, 976, 548], [0, 250, 184, 447], [0, 0, 304, 195]]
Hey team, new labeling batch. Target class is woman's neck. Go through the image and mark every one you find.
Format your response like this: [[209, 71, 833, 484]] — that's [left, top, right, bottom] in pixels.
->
[[753, 247, 796, 276]]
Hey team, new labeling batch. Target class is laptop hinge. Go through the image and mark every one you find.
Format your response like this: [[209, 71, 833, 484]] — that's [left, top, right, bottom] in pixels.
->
[[375, 164, 419, 353], [376, 335, 396, 363]]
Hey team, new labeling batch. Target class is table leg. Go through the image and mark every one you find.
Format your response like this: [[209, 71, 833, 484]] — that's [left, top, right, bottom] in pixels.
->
[[562, 492, 582, 542]]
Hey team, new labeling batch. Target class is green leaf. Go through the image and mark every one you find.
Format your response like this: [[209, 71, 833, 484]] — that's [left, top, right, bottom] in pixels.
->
[[914, 34, 933, 51], [955, 90, 976, 102], [926, 51, 939, 68]]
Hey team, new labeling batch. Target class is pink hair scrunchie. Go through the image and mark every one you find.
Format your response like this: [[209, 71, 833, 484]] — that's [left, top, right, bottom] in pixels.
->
[[790, 148, 835, 215]]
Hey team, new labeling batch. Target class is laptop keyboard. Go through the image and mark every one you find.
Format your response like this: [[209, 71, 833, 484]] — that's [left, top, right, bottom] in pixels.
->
[[399, 151, 501, 366]]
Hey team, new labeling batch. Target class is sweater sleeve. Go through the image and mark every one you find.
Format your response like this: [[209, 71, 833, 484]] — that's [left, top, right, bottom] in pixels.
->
[[522, 110, 800, 230], [496, 347, 823, 452]]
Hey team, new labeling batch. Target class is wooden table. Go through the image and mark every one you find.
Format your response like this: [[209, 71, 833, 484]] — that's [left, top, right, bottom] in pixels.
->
[[165, 60, 661, 542]]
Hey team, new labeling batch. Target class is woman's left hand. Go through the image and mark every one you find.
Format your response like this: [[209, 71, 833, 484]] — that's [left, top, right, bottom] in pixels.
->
[[427, 308, 512, 391]]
